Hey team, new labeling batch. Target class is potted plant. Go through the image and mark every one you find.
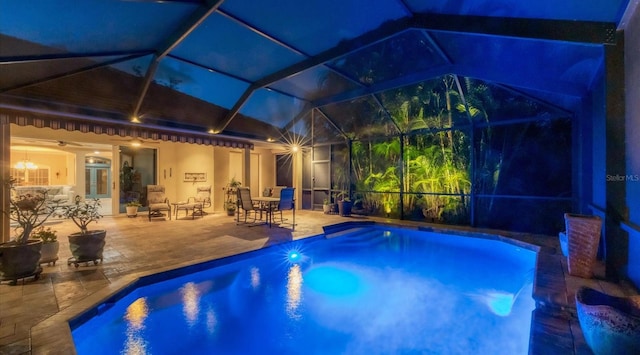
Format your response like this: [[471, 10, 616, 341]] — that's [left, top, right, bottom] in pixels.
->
[[1, 178, 61, 284], [323, 198, 332, 214], [60, 196, 105, 267], [337, 191, 352, 217], [226, 200, 237, 216], [223, 177, 241, 216], [125, 200, 142, 217], [33, 226, 59, 266]]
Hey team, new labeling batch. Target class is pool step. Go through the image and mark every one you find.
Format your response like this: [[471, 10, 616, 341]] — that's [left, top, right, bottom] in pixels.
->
[[324, 227, 371, 239], [326, 228, 387, 248]]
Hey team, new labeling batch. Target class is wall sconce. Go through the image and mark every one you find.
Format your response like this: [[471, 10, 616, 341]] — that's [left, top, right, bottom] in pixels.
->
[[56, 171, 60, 179]]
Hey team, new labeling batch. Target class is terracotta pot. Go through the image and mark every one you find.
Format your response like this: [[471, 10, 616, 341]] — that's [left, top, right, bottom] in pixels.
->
[[0, 239, 42, 284], [68, 230, 106, 264], [576, 287, 640, 354], [323, 204, 331, 214], [39, 241, 60, 265]]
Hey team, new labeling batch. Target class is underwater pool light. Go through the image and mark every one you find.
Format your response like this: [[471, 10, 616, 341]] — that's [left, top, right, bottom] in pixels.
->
[[280, 244, 308, 265], [287, 250, 302, 263]]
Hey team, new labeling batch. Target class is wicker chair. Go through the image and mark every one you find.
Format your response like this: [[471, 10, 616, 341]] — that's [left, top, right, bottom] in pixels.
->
[[147, 185, 171, 221]]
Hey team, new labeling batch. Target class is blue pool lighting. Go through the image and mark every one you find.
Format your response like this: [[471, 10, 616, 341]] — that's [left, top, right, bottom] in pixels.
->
[[304, 264, 366, 297], [71, 225, 537, 354], [486, 292, 516, 317], [288, 251, 301, 262]]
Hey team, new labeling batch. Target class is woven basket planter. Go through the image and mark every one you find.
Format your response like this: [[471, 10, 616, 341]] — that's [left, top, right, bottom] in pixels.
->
[[564, 213, 602, 278]]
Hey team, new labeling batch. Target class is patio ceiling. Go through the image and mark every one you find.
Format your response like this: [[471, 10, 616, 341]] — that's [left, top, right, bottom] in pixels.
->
[[0, 0, 632, 144]]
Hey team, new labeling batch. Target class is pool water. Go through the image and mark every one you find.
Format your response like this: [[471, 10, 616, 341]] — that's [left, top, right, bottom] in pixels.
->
[[71, 226, 537, 354]]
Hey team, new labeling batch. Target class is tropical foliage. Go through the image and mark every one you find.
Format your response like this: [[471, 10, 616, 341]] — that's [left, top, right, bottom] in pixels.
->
[[309, 73, 571, 233]]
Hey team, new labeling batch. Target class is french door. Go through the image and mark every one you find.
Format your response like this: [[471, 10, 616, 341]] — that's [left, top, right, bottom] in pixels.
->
[[85, 164, 111, 199]]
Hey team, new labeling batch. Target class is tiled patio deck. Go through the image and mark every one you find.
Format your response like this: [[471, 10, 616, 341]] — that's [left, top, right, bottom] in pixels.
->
[[1, 210, 637, 354]]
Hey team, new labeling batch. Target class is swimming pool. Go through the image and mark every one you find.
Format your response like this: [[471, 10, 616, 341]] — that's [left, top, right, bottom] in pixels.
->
[[71, 224, 537, 354]]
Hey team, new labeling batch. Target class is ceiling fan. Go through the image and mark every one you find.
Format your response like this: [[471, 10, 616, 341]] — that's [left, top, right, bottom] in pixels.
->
[[56, 140, 83, 147], [18, 138, 83, 147]]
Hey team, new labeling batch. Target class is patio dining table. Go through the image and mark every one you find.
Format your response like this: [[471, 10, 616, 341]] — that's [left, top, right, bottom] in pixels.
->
[[252, 196, 280, 227]]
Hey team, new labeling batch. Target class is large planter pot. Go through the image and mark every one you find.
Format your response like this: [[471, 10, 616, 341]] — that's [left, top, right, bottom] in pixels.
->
[[0, 239, 43, 285], [576, 287, 640, 354], [39, 241, 60, 266], [564, 213, 602, 278], [67, 230, 106, 267], [338, 201, 352, 217], [126, 206, 139, 217]]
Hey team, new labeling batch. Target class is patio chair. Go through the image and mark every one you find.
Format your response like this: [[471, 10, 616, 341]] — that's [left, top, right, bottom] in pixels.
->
[[271, 187, 295, 230], [236, 187, 267, 226], [194, 185, 211, 210], [147, 185, 171, 221], [184, 185, 211, 216]]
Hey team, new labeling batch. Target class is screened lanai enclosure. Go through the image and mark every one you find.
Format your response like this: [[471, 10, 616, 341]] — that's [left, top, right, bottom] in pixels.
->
[[0, 0, 635, 236], [303, 76, 573, 234]]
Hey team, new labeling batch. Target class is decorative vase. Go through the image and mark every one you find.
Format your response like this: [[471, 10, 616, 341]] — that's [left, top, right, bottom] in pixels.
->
[[39, 241, 60, 266], [67, 230, 106, 267], [564, 213, 602, 278], [576, 287, 640, 354], [0, 240, 43, 285]]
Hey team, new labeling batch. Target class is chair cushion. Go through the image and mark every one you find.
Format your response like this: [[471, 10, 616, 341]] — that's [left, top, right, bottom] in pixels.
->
[[147, 185, 166, 204], [149, 203, 169, 210]]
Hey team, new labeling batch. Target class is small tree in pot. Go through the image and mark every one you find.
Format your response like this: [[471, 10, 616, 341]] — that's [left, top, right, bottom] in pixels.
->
[[1, 178, 61, 284], [60, 195, 106, 267]]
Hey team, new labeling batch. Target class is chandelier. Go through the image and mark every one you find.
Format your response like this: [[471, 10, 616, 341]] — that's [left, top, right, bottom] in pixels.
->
[[14, 150, 38, 170]]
